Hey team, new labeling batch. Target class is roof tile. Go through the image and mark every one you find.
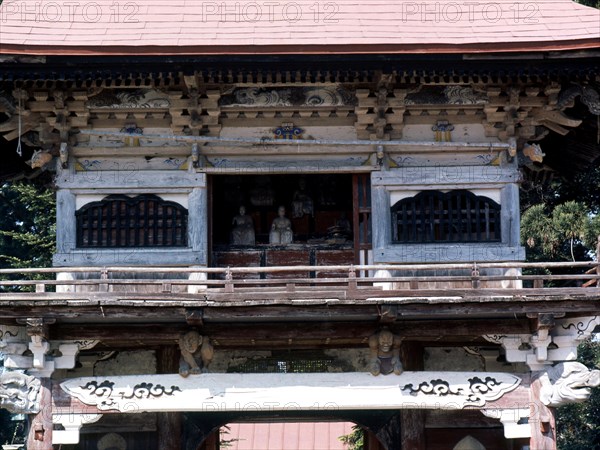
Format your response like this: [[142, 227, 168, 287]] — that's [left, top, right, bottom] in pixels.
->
[[1, 0, 598, 54]]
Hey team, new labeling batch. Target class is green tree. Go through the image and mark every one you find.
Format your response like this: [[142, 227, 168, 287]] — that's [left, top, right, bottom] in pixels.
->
[[0, 176, 55, 444], [521, 201, 600, 262], [556, 339, 600, 449], [576, 0, 600, 8], [338, 425, 364, 450], [0, 178, 56, 271]]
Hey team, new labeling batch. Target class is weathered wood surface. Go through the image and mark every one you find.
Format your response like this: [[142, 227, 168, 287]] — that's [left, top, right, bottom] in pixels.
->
[[529, 374, 557, 450], [1, 263, 599, 322], [50, 319, 530, 347], [27, 378, 53, 450], [157, 346, 182, 450], [400, 342, 426, 450], [0, 296, 599, 325]]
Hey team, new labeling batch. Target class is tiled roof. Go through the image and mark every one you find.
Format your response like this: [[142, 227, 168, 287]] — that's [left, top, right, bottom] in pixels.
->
[[0, 0, 599, 55], [223, 422, 355, 449]]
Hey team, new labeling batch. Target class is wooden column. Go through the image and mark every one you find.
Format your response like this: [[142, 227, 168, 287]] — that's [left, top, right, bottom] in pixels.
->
[[529, 375, 557, 450], [157, 346, 182, 450], [400, 342, 426, 450], [183, 414, 224, 450], [371, 183, 391, 253], [27, 378, 52, 450], [198, 431, 219, 450]]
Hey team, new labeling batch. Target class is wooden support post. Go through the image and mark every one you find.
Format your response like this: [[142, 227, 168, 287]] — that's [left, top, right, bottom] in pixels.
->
[[27, 378, 52, 450], [199, 430, 219, 450], [400, 342, 426, 450], [365, 430, 383, 450], [157, 346, 182, 450], [530, 375, 557, 450], [183, 414, 224, 450]]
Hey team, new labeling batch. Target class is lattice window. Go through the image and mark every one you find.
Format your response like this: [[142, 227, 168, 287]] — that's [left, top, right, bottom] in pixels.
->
[[76, 194, 188, 248], [227, 355, 334, 374], [391, 190, 501, 243]]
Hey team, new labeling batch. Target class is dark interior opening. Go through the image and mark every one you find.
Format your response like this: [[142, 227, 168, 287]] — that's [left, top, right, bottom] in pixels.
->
[[211, 174, 353, 246]]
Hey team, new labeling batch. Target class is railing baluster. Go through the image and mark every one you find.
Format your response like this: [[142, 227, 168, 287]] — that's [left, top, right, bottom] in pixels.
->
[[99, 268, 109, 293], [348, 265, 357, 292], [471, 263, 480, 289], [225, 267, 234, 293]]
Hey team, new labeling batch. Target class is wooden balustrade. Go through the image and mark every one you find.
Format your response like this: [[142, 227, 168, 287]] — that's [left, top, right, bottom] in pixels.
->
[[0, 261, 598, 301]]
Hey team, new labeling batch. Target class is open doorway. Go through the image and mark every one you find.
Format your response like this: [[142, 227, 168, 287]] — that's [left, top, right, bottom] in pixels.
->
[[220, 421, 357, 449], [208, 174, 371, 270]]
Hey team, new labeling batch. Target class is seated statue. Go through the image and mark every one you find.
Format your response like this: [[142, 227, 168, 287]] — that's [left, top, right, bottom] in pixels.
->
[[231, 206, 255, 246], [269, 206, 293, 245], [368, 328, 403, 376], [291, 178, 314, 218], [179, 331, 214, 377]]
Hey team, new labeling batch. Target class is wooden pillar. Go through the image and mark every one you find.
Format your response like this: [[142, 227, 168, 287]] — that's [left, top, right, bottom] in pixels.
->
[[157, 346, 182, 450], [529, 375, 557, 450], [27, 378, 52, 450], [198, 430, 219, 450], [365, 430, 383, 450], [183, 414, 224, 450], [400, 342, 426, 450], [375, 413, 402, 450]]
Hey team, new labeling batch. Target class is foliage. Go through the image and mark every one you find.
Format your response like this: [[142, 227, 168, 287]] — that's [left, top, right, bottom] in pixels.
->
[[0, 178, 56, 270], [556, 339, 600, 450], [338, 425, 364, 450], [0, 409, 25, 446], [576, 0, 600, 8], [219, 425, 241, 448], [0, 176, 55, 443], [521, 201, 600, 262]]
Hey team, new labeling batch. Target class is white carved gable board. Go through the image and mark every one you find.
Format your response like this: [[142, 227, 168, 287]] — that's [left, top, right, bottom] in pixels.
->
[[60, 372, 521, 413]]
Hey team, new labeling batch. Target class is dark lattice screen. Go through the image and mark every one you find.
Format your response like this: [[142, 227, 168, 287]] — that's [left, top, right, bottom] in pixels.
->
[[76, 194, 188, 248], [228, 356, 334, 374], [391, 190, 501, 243]]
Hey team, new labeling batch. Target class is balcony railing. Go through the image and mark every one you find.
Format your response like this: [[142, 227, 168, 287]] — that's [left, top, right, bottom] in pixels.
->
[[0, 261, 598, 303]]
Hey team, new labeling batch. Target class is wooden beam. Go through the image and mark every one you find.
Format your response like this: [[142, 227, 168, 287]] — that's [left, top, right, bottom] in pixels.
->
[[400, 342, 426, 450], [50, 319, 531, 348], [529, 375, 557, 450], [157, 346, 183, 450], [27, 378, 53, 450]]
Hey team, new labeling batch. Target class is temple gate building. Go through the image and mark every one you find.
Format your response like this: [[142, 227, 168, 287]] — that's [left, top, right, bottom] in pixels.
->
[[0, 1, 600, 449]]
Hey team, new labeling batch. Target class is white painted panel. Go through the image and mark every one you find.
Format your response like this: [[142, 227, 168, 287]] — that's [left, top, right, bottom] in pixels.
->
[[219, 126, 358, 140], [402, 124, 495, 143], [75, 193, 188, 208], [61, 371, 521, 413]]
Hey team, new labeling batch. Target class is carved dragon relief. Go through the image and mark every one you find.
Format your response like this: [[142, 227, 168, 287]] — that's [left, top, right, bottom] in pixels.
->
[[405, 85, 488, 105], [86, 89, 171, 109], [0, 371, 42, 414], [539, 362, 600, 407], [219, 86, 357, 107], [557, 84, 600, 115]]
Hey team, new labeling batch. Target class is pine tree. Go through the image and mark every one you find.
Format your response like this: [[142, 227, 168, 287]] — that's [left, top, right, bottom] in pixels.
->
[[0, 175, 55, 444]]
